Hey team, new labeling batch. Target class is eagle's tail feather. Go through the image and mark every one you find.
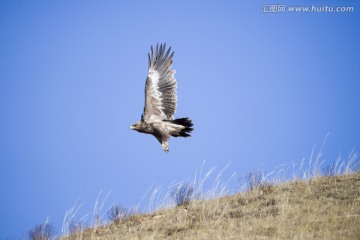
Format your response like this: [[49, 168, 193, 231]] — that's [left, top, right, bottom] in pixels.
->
[[170, 118, 193, 137]]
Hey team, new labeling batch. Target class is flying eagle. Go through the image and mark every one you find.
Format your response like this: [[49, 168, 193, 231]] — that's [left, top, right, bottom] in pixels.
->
[[130, 43, 193, 152]]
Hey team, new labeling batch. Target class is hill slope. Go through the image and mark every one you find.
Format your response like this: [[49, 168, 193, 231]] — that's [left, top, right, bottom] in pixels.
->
[[65, 173, 360, 239]]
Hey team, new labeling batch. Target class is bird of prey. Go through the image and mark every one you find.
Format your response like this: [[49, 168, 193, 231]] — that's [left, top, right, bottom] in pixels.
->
[[130, 43, 193, 152]]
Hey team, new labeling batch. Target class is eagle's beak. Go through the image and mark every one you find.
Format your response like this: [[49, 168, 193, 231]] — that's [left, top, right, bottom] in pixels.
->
[[130, 125, 134, 130]]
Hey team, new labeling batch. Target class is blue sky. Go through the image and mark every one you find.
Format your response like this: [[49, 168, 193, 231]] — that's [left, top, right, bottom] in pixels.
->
[[1, 0, 359, 238]]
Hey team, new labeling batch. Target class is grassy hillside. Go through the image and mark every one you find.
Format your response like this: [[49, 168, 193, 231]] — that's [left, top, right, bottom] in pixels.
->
[[63, 172, 360, 240]]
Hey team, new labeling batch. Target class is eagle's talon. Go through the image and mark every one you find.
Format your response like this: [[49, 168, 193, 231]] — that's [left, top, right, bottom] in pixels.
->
[[162, 143, 169, 152]]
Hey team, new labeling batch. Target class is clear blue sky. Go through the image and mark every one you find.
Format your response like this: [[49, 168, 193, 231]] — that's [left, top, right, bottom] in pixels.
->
[[1, 0, 359, 238]]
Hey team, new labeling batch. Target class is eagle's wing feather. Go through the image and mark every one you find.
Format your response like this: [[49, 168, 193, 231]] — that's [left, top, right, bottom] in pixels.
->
[[143, 43, 177, 121]]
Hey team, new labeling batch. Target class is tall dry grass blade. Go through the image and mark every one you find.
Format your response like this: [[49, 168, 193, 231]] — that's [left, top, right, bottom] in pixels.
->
[[62, 198, 85, 236], [92, 191, 111, 227]]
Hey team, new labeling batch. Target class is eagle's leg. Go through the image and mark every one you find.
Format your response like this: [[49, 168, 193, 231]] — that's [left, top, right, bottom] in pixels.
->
[[161, 142, 169, 152]]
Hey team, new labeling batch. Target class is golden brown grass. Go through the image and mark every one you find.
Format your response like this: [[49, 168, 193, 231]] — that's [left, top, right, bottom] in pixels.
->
[[62, 172, 360, 240]]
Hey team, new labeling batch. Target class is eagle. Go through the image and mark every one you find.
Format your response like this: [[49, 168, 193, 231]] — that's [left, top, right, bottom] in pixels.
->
[[130, 43, 193, 152]]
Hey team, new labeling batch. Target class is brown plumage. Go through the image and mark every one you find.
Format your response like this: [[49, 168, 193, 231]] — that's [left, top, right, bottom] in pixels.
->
[[130, 43, 193, 152]]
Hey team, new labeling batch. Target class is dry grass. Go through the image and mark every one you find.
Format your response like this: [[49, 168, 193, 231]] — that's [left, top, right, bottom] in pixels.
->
[[62, 172, 360, 240]]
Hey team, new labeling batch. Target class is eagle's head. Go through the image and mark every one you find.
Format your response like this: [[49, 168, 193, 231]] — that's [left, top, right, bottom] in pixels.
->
[[130, 121, 149, 134], [130, 122, 140, 130]]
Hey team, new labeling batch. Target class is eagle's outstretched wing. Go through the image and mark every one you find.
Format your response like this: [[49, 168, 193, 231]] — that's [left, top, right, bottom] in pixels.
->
[[142, 43, 177, 121]]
